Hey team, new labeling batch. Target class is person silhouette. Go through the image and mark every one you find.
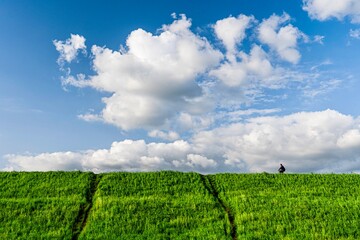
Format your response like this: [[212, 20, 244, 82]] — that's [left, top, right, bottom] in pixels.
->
[[278, 164, 285, 173]]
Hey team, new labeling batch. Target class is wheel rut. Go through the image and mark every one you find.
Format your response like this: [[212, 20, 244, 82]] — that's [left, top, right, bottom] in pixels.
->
[[71, 173, 100, 240], [200, 175, 237, 240]]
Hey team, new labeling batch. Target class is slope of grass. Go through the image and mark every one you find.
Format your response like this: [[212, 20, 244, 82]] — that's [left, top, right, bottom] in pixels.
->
[[211, 173, 360, 240], [79, 171, 231, 239], [0, 171, 93, 239], [1, 171, 359, 239]]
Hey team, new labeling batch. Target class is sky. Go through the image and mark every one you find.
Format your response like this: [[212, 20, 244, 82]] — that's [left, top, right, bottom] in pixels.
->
[[1, 0, 360, 173]]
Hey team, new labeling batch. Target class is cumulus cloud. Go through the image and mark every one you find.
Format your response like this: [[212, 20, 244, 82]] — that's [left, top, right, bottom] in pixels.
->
[[53, 34, 86, 65], [55, 13, 324, 135], [211, 14, 303, 89], [258, 13, 305, 64], [213, 14, 254, 61], [51, 14, 341, 153], [4, 140, 195, 173], [186, 154, 217, 168], [191, 109, 360, 173], [337, 129, 360, 149], [4, 110, 360, 173], [63, 15, 222, 131], [148, 130, 180, 141], [175, 112, 214, 132], [4, 151, 84, 171], [303, 0, 360, 23], [210, 45, 273, 87]]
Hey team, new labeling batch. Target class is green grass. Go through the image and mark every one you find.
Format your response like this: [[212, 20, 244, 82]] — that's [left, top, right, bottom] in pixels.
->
[[79, 171, 230, 239], [0, 171, 93, 239], [211, 173, 360, 240], [0, 171, 359, 239]]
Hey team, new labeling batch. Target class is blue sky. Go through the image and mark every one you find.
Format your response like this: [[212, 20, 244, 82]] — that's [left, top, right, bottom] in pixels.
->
[[1, 0, 360, 173]]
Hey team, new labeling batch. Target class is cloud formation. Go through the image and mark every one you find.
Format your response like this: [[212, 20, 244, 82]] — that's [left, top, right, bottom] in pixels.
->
[[209, 44, 273, 87], [193, 109, 360, 173], [54, 14, 327, 135], [210, 13, 307, 89], [148, 130, 180, 141], [4, 151, 84, 171], [40, 14, 355, 173], [213, 14, 254, 61], [303, 0, 360, 23], [53, 34, 86, 65], [4, 110, 360, 173], [63, 15, 222, 131], [258, 13, 304, 64], [350, 29, 360, 39]]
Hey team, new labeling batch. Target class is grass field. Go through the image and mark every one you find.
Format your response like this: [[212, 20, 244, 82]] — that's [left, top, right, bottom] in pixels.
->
[[0, 171, 359, 239], [0, 171, 94, 239], [79, 171, 230, 239], [210, 173, 360, 239]]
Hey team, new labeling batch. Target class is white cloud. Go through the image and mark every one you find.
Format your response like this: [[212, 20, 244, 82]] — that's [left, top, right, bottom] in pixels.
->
[[210, 45, 273, 87], [4, 151, 84, 171], [302, 78, 342, 98], [211, 13, 306, 89], [64, 15, 222, 131], [53, 34, 86, 65], [3, 139, 199, 172], [191, 109, 360, 173], [186, 154, 217, 168], [148, 130, 180, 141], [83, 140, 162, 172], [213, 14, 254, 61], [78, 112, 102, 122], [52, 14, 341, 147], [314, 35, 325, 44], [337, 129, 360, 149], [303, 0, 360, 23], [4, 110, 360, 173], [258, 13, 304, 64], [350, 29, 360, 39], [175, 112, 214, 132], [310, 59, 332, 71]]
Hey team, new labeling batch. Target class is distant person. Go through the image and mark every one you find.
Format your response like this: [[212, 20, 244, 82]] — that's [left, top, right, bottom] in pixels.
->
[[278, 164, 285, 174]]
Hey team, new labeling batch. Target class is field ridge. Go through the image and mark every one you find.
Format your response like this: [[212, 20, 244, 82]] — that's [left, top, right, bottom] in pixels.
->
[[200, 174, 237, 240], [71, 173, 100, 240]]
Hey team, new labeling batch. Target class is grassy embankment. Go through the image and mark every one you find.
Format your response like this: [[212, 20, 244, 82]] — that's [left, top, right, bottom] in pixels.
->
[[0, 171, 359, 239], [0, 172, 93, 239], [211, 173, 360, 239]]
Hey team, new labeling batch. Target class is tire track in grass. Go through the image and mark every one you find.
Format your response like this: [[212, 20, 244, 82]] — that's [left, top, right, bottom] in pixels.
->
[[200, 174, 237, 240], [72, 173, 100, 240]]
